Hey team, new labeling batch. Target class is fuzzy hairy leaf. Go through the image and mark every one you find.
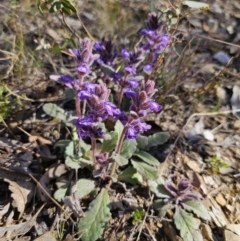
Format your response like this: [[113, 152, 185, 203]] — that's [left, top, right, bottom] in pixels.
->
[[182, 200, 211, 221], [112, 153, 129, 166], [153, 200, 172, 219], [65, 156, 82, 170], [54, 139, 71, 154], [148, 177, 172, 198], [118, 166, 143, 185], [78, 188, 111, 241], [65, 141, 74, 156], [120, 139, 137, 159], [101, 131, 118, 153], [146, 132, 170, 149], [174, 207, 203, 241], [131, 159, 158, 180], [76, 179, 96, 199], [54, 183, 69, 202], [43, 103, 72, 125], [136, 135, 148, 149], [133, 150, 159, 166], [114, 120, 124, 142]]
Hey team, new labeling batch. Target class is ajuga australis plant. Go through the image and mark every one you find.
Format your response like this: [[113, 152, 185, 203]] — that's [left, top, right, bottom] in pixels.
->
[[149, 177, 211, 241], [42, 12, 176, 241]]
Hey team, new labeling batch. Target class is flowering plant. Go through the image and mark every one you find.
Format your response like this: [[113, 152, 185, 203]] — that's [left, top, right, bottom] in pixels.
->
[[43, 12, 170, 241]]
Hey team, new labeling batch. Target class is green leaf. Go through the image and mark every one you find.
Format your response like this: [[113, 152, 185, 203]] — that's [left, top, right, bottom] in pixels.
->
[[118, 166, 143, 185], [100, 64, 116, 77], [43, 103, 72, 125], [65, 141, 74, 156], [76, 179, 96, 199], [112, 153, 129, 166], [78, 188, 111, 241], [131, 159, 158, 180], [183, 1, 209, 9], [136, 135, 148, 150], [181, 200, 211, 221], [153, 200, 172, 219], [114, 120, 124, 141], [147, 132, 170, 149], [65, 155, 82, 170], [133, 150, 159, 166], [80, 139, 91, 153], [174, 207, 203, 241], [65, 89, 75, 99], [61, 0, 77, 13], [148, 177, 172, 198], [101, 131, 118, 153], [54, 139, 71, 153], [120, 139, 137, 159], [54, 183, 69, 202]]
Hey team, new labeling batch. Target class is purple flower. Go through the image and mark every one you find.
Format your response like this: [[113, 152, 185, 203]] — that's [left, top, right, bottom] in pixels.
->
[[112, 72, 122, 82], [126, 119, 151, 139], [76, 63, 91, 75], [124, 65, 136, 75], [72, 116, 105, 139], [148, 99, 162, 112], [49, 74, 76, 88], [143, 63, 153, 75], [121, 49, 130, 59]]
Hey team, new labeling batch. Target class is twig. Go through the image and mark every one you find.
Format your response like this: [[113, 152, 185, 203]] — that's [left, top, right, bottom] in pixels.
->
[[26, 171, 76, 225], [136, 194, 154, 241]]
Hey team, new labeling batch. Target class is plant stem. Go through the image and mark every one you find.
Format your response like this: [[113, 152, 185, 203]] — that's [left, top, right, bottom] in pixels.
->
[[75, 92, 81, 117], [110, 127, 127, 176], [91, 137, 97, 163]]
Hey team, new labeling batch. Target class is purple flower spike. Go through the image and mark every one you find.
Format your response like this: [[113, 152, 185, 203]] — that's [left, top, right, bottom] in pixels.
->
[[148, 100, 162, 112]]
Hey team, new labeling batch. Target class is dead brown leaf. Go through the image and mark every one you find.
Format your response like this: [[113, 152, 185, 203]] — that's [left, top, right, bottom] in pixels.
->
[[0, 204, 44, 240]]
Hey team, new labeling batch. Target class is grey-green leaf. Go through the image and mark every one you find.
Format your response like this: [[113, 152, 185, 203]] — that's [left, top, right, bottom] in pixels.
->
[[54, 183, 69, 202], [153, 200, 172, 219], [118, 166, 143, 185], [174, 207, 203, 241], [54, 139, 71, 153], [78, 188, 111, 241], [101, 131, 118, 153], [120, 139, 137, 159], [131, 159, 158, 180], [136, 135, 148, 150], [112, 153, 129, 166], [114, 120, 124, 142], [65, 141, 74, 156], [65, 156, 82, 170], [76, 179, 96, 199], [148, 177, 172, 198], [133, 150, 159, 166], [182, 200, 211, 221], [147, 132, 170, 149], [43, 103, 72, 125]]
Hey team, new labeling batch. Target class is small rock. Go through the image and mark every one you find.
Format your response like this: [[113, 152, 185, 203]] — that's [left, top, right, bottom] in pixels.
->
[[234, 120, 240, 129], [202, 223, 215, 241], [215, 193, 226, 206], [224, 224, 240, 241], [213, 51, 231, 65]]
